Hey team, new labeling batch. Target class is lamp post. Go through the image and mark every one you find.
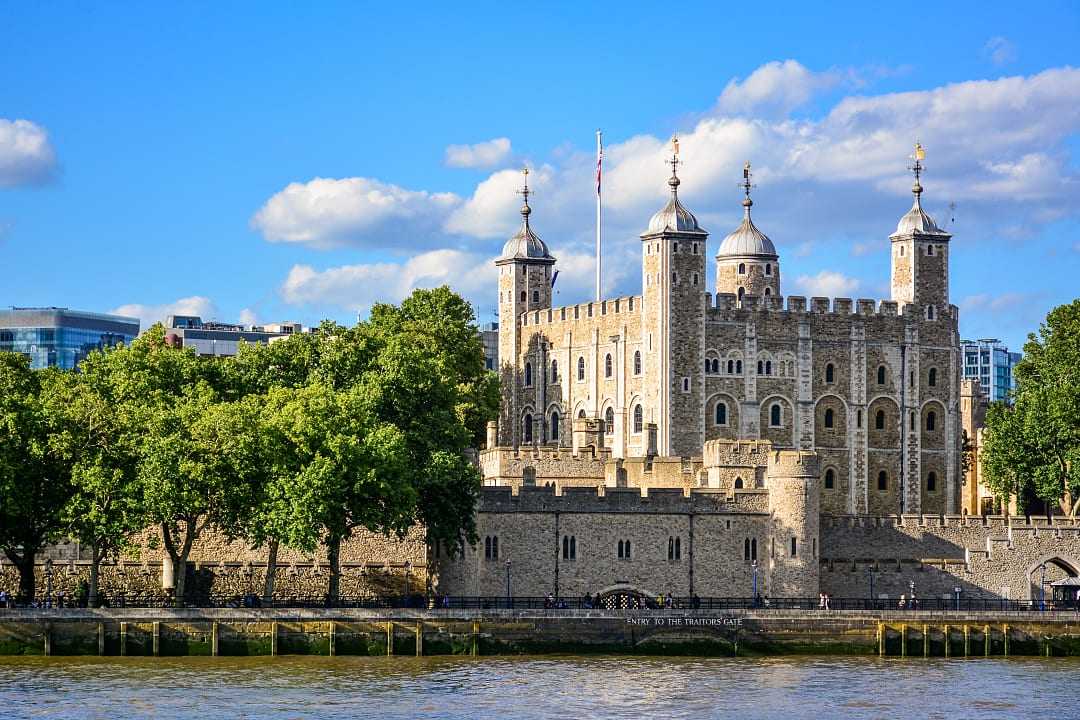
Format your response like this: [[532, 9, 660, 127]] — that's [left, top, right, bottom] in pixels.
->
[[751, 560, 759, 607], [953, 586, 962, 612], [505, 559, 512, 609], [867, 565, 875, 609], [44, 559, 53, 608], [909, 579, 916, 610], [1039, 563, 1047, 612], [404, 561, 412, 606]]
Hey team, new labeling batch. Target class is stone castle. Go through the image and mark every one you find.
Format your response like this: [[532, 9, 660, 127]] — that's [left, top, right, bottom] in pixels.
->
[[433, 147, 1080, 602]]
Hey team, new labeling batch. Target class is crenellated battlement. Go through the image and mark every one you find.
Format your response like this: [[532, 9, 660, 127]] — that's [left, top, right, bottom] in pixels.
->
[[518, 294, 642, 328], [703, 292, 958, 322], [477, 484, 768, 514]]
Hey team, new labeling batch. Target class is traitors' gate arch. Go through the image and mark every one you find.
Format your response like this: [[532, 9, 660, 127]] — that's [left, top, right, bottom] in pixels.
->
[[596, 583, 661, 610], [1025, 555, 1080, 601]]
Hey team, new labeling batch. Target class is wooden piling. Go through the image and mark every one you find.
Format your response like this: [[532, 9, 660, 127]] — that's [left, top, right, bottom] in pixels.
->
[[944, 625, 950, 658], [878, 622, 885, 657], [271, 621, 278, 656], [900, 624, 907, 657], [386, 621, 393, 656], [43, 624, 51, 657], [963, 624, 969, 657], [984, 624, 990, 657], [211, 621, 219, 657], [1003, 624, 1009, 657], [329, 621, 336, 657], [152, 621, 160, 657], [120, 622, 128, 657], [923, 624, 929, 657], [415, 622, 423, 657], [98, 622, 105, 656], [471, 620, 480, 657]]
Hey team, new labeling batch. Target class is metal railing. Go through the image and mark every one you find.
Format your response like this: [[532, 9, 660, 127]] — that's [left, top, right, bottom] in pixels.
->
[[3, 593, 1076, 613]]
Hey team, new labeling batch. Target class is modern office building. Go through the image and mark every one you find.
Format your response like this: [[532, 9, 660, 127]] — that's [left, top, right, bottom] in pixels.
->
[[164, 315, 304, 356], [960, 338, 1020, 403], [0, 307, 140, 370], [480, 322, 499, 371]]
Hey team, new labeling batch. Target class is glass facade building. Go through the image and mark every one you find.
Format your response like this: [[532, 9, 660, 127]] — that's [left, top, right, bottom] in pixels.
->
[[960, 338, 1020, 403], [0, 308, 140, 370]]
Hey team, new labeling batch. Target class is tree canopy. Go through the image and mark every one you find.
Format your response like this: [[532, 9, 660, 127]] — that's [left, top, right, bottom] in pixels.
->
[[982, 299, 1080, 515]]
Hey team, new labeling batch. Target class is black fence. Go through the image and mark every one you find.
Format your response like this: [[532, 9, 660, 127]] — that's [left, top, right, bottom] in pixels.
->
[[5, 593, 1077, 613]]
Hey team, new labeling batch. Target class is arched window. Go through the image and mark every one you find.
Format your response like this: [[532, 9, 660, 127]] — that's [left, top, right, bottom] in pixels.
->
[[790, 537, 797, 557], [927, 472, 937, 492], [675, 537, 681, 560], [764, 288, 771, 297], [751, 538, 757, 561], [765, 264, 772, 276], [727, 360, 734, 374], [738, 263, 746, 274], [875, 410, 885, 430], [633, 351, 641, 375], [926, 411, 936, 432], [738, 287, 745, 303], [604, 353, 613, 378], [524, 362, 532, 387], [711, 358, 719, 373], [928, 368, 937, 387], [604, 407, 614, 433], [910, 412, 916, 430], [927, 305, 935, 321], [744, 538, 751, 561], [633, 405, 643, 433], [757, 360, 764, 374], [825, 363, 835, 383], [485, 536, 491, 559], [550, 360, 558, 383], [770, 403, 782, 427], [877, 366, 886, 385], [927, 244, 934, 256], [765, 360, 772, 375], [577, 356, 585, 381], [520, 291, 527, 302], [857, 409, 863, 428], [523, 466, 536, 486], [734, 476, 743, 489], [532, 290, 540, 303], [578, 409, 586, 419], [715, 401, 727, 426], [824, 408, 834, 429], [550, 412, 560, 441], [523, 414, 533, 442], [877, 470, 888, 491], [668, 537, 674, 560], [736, 360, 743, 373], [625, 540, 631, 558], [824, 468, 835, 489], [618, 540, 624, 558]]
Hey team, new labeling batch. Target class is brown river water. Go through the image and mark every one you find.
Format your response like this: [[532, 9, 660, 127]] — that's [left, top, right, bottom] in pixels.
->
[[0, 655, 1073, 719]]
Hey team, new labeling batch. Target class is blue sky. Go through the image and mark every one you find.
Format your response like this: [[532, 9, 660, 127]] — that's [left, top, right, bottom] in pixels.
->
[[2, 2, 1078, 351]]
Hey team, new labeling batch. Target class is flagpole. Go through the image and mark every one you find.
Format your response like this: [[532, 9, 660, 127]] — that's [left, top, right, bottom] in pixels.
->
[[596, 129, 602, 302]]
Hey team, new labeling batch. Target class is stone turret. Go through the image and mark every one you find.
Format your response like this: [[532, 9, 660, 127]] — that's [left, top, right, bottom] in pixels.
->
[[766, 450, 820, 597], [715, 162, 780, 303]]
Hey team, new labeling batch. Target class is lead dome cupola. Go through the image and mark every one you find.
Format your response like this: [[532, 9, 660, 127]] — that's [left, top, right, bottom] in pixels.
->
[[498, 169, 555, 263], [716, 162, 777, 259]]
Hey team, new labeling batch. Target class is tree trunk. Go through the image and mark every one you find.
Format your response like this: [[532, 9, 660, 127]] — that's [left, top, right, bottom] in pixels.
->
[[326, 535, 342, 606], [88, 543, 103, 608], [162, 520, 198, 608], [262, 539, 279, 607], [16, 553, 36, 604]]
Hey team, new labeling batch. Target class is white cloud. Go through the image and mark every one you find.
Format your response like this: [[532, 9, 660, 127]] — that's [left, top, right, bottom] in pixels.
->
[[250, 177, 460, 250], [111, 296, 218, 332], [237, 308, 258, 327], [281, 249, 497, 314], [984, 37, 1017, 66], [793, 271, 860, 298], [0, 119, 57, 188], [257, 62, 1080, 313], [445, 137, 512, 169], [715, 60, 840, 116]]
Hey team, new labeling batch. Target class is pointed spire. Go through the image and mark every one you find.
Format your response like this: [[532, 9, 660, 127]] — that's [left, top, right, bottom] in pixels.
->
[[909, 142, 926, 208], [741, 161, 755, 218], [668, 135, 681, 194], [518, 166, 532, 226]]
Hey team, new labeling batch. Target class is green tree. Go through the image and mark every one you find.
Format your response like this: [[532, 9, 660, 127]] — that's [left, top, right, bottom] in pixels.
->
[[0, 355, 72, 602], [982, 299, 1080, 514], [261, 383, 414, 601], [44, 353, 146, 607]]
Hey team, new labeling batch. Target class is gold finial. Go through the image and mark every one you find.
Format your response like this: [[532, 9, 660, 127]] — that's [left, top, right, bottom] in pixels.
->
[[668, 135, 681, 193], [909, 142, 925, 201]]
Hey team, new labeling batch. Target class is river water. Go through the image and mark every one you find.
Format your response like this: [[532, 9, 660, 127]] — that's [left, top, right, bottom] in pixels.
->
[[0, 655, 1072, 719]]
